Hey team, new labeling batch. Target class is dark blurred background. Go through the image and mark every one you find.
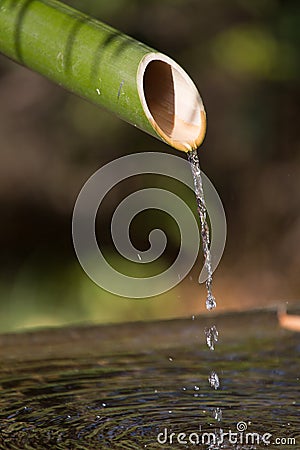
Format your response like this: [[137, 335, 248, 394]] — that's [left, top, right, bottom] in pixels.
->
[[0, 0, 299, 332]]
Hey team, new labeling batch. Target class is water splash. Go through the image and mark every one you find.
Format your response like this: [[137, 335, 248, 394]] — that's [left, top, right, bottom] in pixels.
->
[[205, 325, 219, 351], [187, 149, 216, 310]]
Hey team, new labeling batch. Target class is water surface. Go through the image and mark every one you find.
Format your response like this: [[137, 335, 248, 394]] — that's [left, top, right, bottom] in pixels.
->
[[0, 310, 299, 449]]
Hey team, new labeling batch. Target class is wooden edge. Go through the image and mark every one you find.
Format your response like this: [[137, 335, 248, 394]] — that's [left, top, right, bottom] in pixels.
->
[[278, 307, 300, 332]]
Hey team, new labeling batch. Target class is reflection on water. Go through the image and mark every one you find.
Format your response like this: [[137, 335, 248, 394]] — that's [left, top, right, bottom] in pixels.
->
[[0, 310, 299, 449]]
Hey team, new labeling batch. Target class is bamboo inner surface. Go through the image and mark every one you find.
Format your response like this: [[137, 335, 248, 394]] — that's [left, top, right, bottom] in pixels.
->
[[143, 61, 175, 138]]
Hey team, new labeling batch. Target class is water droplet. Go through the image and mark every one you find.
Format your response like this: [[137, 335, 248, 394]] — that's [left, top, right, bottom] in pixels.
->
[[213, 407, 222, 422], [208, 371, 220, 390], [168, 357, 173, 362], [102, 403, 107, 407], [206, 293, 217, 310], [205, 325, 219, 351]]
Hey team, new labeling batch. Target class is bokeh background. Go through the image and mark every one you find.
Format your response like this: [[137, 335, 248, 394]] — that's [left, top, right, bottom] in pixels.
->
[[0, 0, 299, 332]]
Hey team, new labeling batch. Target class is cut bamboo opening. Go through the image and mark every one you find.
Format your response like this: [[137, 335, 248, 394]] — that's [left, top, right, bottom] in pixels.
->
[[138, 53, 206, 152]]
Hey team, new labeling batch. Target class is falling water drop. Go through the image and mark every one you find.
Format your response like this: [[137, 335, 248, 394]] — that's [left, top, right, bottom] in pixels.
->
[[208, 371, 220, 390], [213, 407, 223, 422], [205, 325, 219, 351]]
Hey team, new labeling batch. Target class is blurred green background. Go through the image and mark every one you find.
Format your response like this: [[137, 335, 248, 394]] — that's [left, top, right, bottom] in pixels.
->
[[0, 0, 299, 332]]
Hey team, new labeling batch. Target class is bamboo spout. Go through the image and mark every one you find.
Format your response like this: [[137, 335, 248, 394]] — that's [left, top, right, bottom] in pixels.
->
[[0, 0, 206, 152], [138, 53, 206, 152]]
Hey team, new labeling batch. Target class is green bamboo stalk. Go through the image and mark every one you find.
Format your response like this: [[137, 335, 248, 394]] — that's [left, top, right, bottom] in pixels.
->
[[0, 0, 206, 151]]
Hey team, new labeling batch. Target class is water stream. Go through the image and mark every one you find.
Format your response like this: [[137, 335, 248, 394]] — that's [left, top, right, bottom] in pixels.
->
[[187, 149, 216, 312], [187, 148, 221, 420]]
